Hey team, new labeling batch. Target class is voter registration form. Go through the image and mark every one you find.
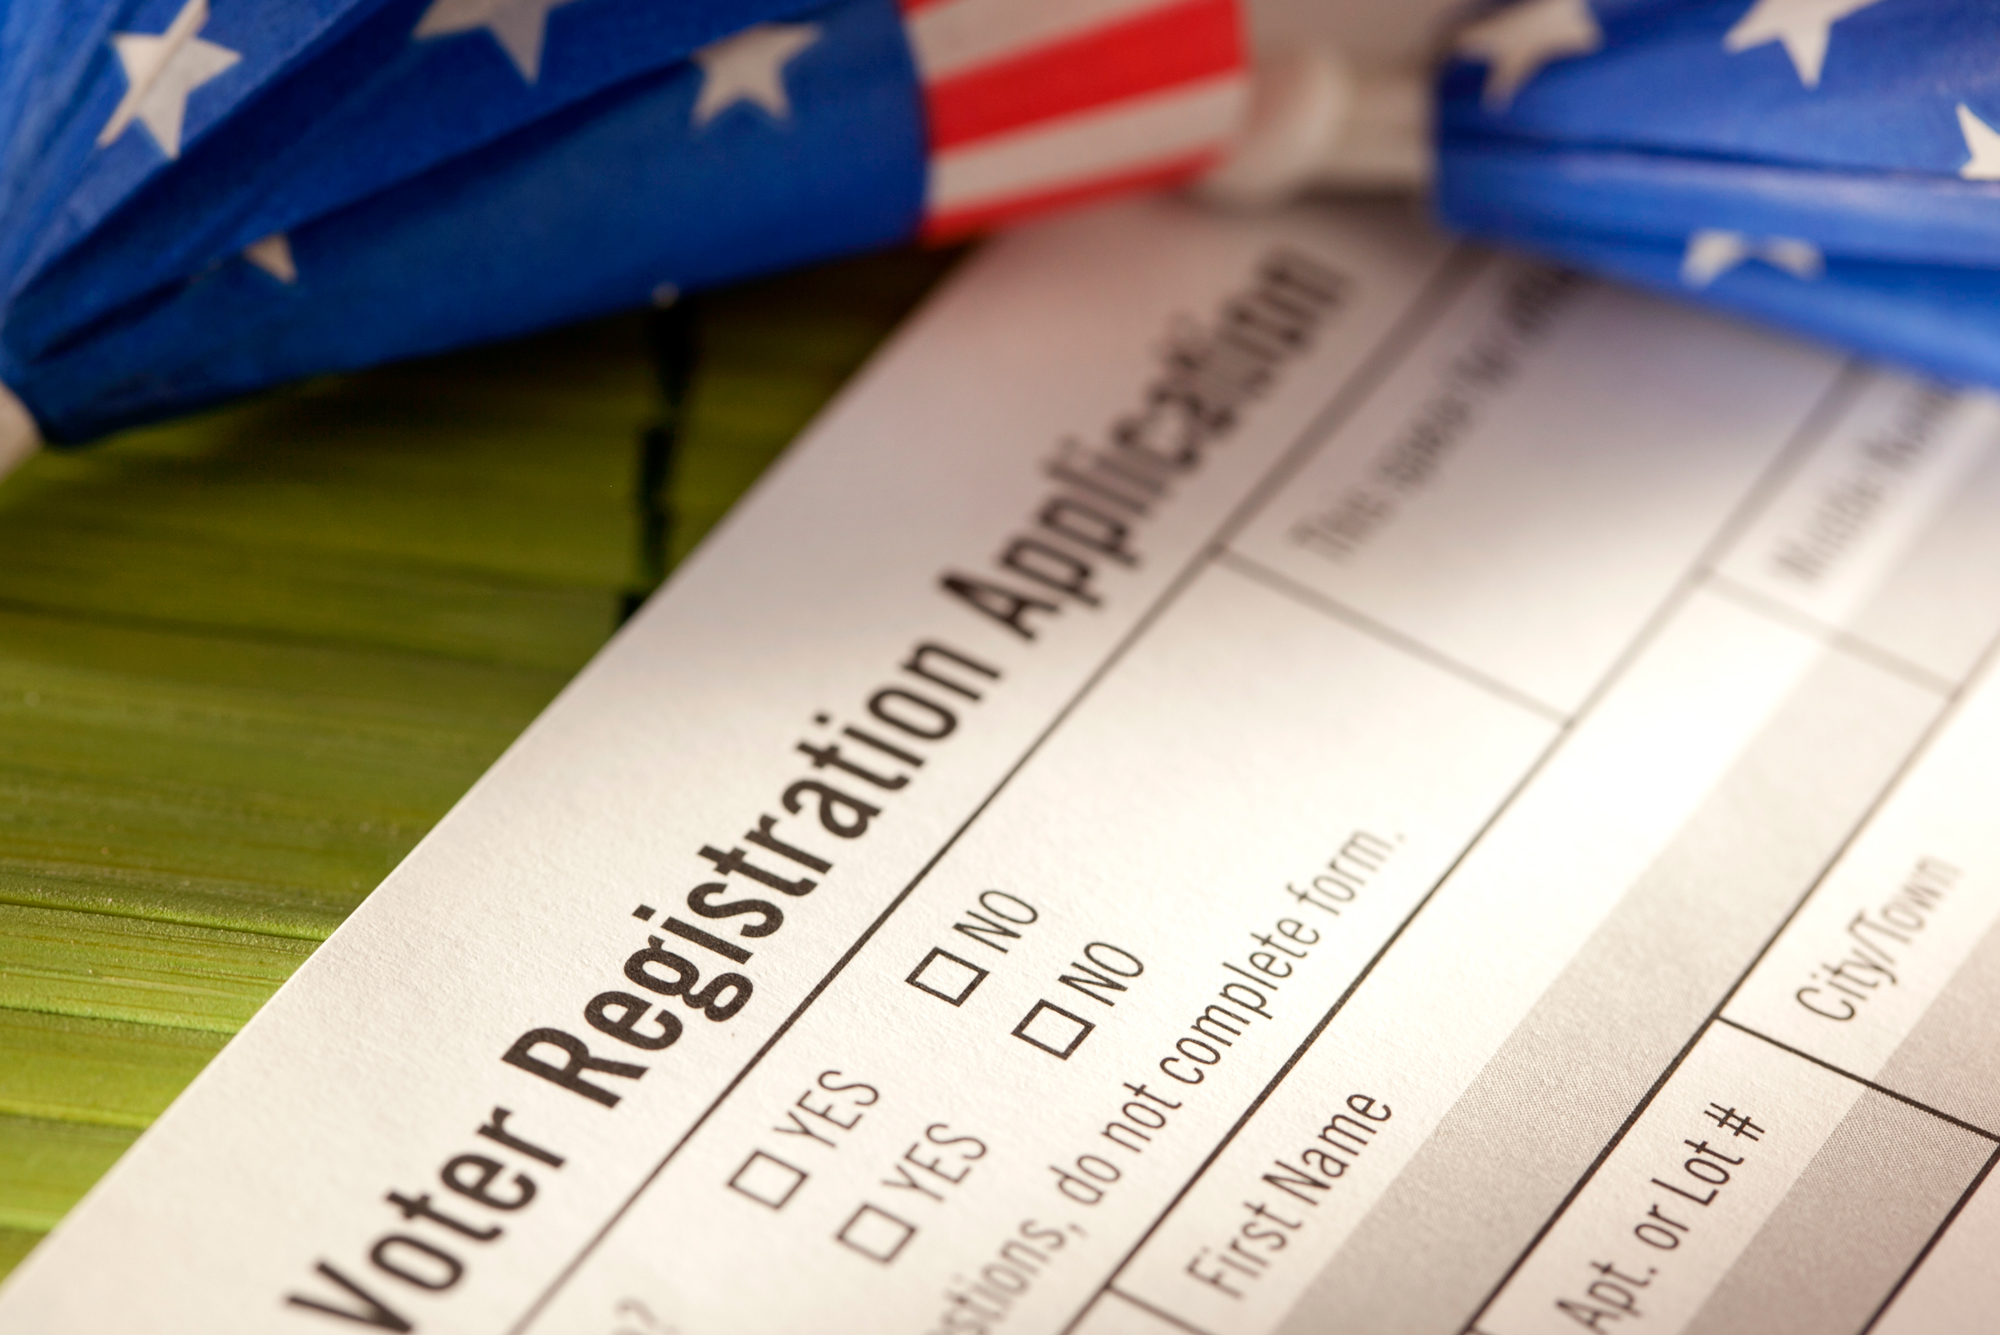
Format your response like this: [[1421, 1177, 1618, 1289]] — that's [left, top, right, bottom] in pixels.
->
[[7, 199, 2000, 1335]]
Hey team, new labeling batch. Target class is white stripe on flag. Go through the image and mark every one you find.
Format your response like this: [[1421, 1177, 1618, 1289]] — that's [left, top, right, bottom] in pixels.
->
[[926, 73, 1246, 217], [906, 0, 1172, 79]]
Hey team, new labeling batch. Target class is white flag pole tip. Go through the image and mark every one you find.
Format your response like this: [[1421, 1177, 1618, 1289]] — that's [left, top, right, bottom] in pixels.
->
[[0, 381, 41, 484], [1200, 45, 1430, 207]]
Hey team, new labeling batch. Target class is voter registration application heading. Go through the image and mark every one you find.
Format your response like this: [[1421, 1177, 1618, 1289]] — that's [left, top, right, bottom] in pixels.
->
[[8, 198, 2000, 1335]]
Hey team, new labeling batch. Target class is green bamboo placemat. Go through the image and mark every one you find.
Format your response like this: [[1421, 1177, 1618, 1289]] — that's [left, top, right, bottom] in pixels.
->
[[0, 247, 956, 1279]]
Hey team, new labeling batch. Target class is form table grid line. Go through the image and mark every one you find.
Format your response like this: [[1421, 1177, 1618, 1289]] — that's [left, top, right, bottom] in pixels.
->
[[1715, 1015, 2000, 1144], [1460, 596, 2000, 1333]]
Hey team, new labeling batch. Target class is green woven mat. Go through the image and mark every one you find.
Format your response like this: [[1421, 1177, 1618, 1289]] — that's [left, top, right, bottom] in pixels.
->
[[0, 248, 956, 1278]]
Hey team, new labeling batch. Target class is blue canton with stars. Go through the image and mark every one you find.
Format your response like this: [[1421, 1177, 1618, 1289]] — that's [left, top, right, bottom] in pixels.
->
[[1438, 0, 2000, 389], [1, 0, 922, 440]]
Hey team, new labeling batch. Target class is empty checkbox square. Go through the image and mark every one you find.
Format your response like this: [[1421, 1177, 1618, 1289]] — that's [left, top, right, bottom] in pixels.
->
[[1012, 999, 1094, 1059], [836, 1203, 916, 1263], [906, 947, 988, 1007], [727, 1150, 807, 1210]]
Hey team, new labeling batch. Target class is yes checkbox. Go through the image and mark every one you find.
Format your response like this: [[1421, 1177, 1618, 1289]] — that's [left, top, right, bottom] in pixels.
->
[[728, 1150, 807, 1210], [837, 1204, 916, 1263]]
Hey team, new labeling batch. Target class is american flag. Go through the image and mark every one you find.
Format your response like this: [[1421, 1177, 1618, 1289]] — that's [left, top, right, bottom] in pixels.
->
[[1436, 0, 2000, 390], [906, 0, 1244, 238], [0, 0, 1245, 442]]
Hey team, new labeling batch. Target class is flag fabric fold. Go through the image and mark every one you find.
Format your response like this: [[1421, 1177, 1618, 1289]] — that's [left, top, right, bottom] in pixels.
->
[[1, 0, 1246, 441], [1436, 0, 2000, 388]]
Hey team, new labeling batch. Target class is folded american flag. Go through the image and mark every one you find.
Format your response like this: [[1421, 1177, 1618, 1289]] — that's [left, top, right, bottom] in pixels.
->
[[0, 0, 1246, 441], [1436, 0, 2000, 390]]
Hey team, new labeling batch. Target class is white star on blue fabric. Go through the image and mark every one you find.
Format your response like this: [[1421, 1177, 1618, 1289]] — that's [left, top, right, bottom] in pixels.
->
[[690, 23, 821, 128], [1723, 0, 1886, 88], [1681, 229, 1824, 287], [97, 0, 241, 159], [1453, 0, 1603, 110], [1958, 104, 2000, 180], [414, 0, 582, 83], [244, 233, 297, 284]]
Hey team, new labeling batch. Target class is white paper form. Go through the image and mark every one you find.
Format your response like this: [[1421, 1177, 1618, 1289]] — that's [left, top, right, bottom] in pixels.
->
[[8, 199, 2000, 1335]]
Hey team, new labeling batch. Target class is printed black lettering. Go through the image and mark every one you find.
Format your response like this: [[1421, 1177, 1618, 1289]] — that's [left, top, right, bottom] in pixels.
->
[[369, 1235, 461, 1292], [500, 1028, 646, 1108], [439, 1155, 535, 1211], [474, 1108, 564, 1168], [1261, 1160, 1333, 1205], [901, 641, 1001, 701], [685, 882, 783, 937], [940, 572, 1060, 639], [583, 991, 683, 1051], [780, 779, 882, 838]]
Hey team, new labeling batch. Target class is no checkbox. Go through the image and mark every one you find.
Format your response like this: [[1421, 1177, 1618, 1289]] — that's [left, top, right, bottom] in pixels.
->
[[1012, 999, 1094, 1059], [727, 1150, 807, 1210], [907, 947, 988, 1006], [837, 1203, 917, 1263]]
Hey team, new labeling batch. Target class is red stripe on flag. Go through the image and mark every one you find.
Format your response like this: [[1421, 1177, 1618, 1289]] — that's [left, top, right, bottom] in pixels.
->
[[900, 0, 949, 12], [920, 147, 1220, 242], [922, 0, 1242, 152]]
